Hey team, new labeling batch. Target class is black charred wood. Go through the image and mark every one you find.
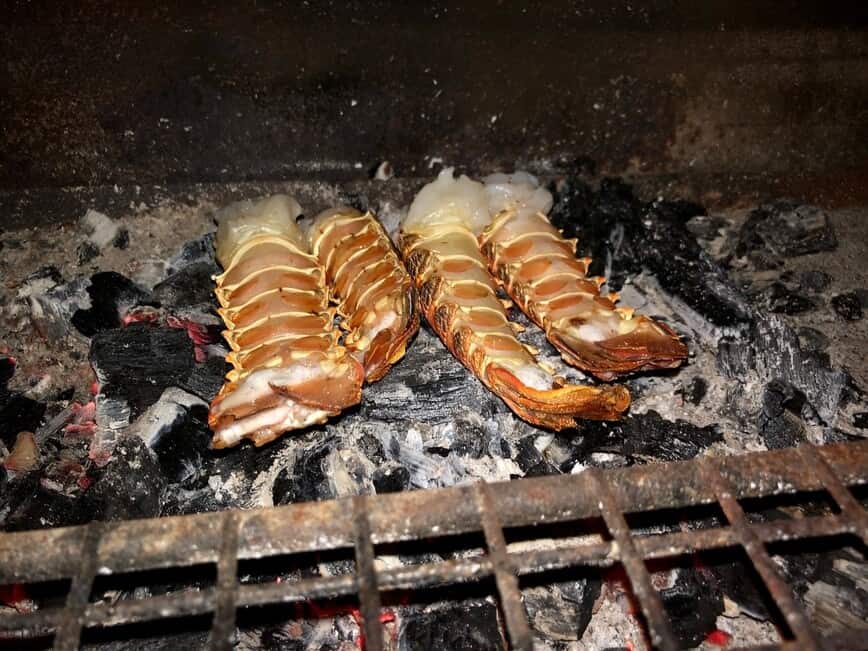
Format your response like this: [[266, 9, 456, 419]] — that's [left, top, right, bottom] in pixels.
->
[[71, 271, 153, 337], [86, 435, 166, 521]]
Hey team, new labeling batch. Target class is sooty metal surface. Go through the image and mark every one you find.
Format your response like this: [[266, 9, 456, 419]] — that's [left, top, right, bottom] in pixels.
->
[[1, 441, 867, 650]]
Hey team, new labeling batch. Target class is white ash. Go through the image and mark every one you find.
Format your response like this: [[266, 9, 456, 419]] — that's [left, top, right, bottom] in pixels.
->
[[80, 209, 121, 249]]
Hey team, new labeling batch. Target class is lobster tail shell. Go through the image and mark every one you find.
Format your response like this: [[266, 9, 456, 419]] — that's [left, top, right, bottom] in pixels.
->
[[208, 195, 363, 448], [308, 207, 419, 382], [401, 169, 630, 430]]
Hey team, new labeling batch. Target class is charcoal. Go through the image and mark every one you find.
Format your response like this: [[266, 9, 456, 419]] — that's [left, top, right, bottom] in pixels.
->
[[180, 355, 229, 402], [685, 214, 727, 240], [86, 435, 166, 521], [152, 404, 212, 487], [153, 260, 221, 308], [127, 387, 208, 448], [0, 393, 46, 448], [571, 410, 722, 465], [523, 575, 600, 641], [372, 463, 410, 494], [831, 292, 863, 321], [763, 282, 816, 315], [798, 270, 831, 293], [737, 201, 837, 268], [272, 440, 333, 505], [71, 271, 153, 336], [361, 328, 501, 424], [357, 432, 386, 465], [0, 356, 14, 386], [90, 324, 195, 418], [759, 381, 806, 449], [4, 477, 89, 531], [680, 377, 708, 406], [660, 566, 724, 647], [113, 227, 130, 250], [167, 232, 217, 272], [796, 327, 829, 353], [76, 240, 100, 265], [854, 412, 868, 429], [19, 268, 92, 340], [548, 177, 751, 334], [398, 601, 503, 651]]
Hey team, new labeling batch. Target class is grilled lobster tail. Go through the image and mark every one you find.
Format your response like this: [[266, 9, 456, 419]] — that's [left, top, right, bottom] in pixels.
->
[[208, 195, 363, 448], [401, 169, 630, 430], [308, 207, 419, 382], [480, 173, 688, 381]]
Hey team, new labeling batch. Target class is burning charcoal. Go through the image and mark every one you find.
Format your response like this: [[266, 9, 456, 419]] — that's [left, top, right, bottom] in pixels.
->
[[660, 566, 724, 647], [572, 410, 722, 466], [273, 441, 333, 505], [549, 177, 751, 334], [831, 292, 863, 321], [523, 576, 600, 641], [398, 601, 503, 651], [90, 323, 195, 418], [372, 463, 410, 494], [71, 271, 153, 336], [759, 381, 806, 449], [86, 435, 166, 521], [763, 282, 816, 315], [152, 260, 221, 308], [737, 201, 837, 267]]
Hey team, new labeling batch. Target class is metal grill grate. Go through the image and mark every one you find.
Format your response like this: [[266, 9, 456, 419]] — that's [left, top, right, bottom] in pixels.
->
[[1, 441, 867, 650]]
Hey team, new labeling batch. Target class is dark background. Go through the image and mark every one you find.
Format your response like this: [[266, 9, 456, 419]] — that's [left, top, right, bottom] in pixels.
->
[[2, 1, 868, 213]]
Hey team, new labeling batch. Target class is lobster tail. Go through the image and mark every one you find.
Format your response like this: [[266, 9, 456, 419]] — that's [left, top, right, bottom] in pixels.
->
[[308, 207, 419, 382], [401, 169, 630, 430], [209, 195, 364, 448]]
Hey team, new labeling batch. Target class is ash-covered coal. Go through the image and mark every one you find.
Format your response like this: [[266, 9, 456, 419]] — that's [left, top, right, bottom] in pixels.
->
[[522, 573, 601, 641], [86, 435, 166, 521], [399, 600, 503, 651], [736, 201, 837, 269]]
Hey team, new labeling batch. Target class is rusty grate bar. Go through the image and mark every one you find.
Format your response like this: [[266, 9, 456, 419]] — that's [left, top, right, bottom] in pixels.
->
[[1, 441, 867, 650]]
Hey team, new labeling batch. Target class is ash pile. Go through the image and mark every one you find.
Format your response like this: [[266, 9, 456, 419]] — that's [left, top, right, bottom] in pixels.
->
[[1, 170, 866, 650]]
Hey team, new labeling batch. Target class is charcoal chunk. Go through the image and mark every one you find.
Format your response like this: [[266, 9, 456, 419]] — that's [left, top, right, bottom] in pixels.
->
[[0, 394, 46, 448], [680, 377, 708, 406], [737, 201, 837, 266], [180, 355, 230, 402], [71, 271, 153, 336], [272, 441, 332, 505], [759, 381, 806, 449], [796, 327, 829, 353], [798, 270, 831, 293], [153, 260, 221, 308], [831, 292, 863, 321], [86, 435, 166, 521], [4, 478, 89, 531], [574, 410, 722, 465], [523, 575, 600, 641], [399, 601, 502, 651], [764, 282, 815, 315], [152, 405, 212, 488], [76, 240, 100, 265], [90, 324, 195, 418], [372, 463, 410, 494], [661, 566, 724, 647], [854, 412, 868, 430]]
